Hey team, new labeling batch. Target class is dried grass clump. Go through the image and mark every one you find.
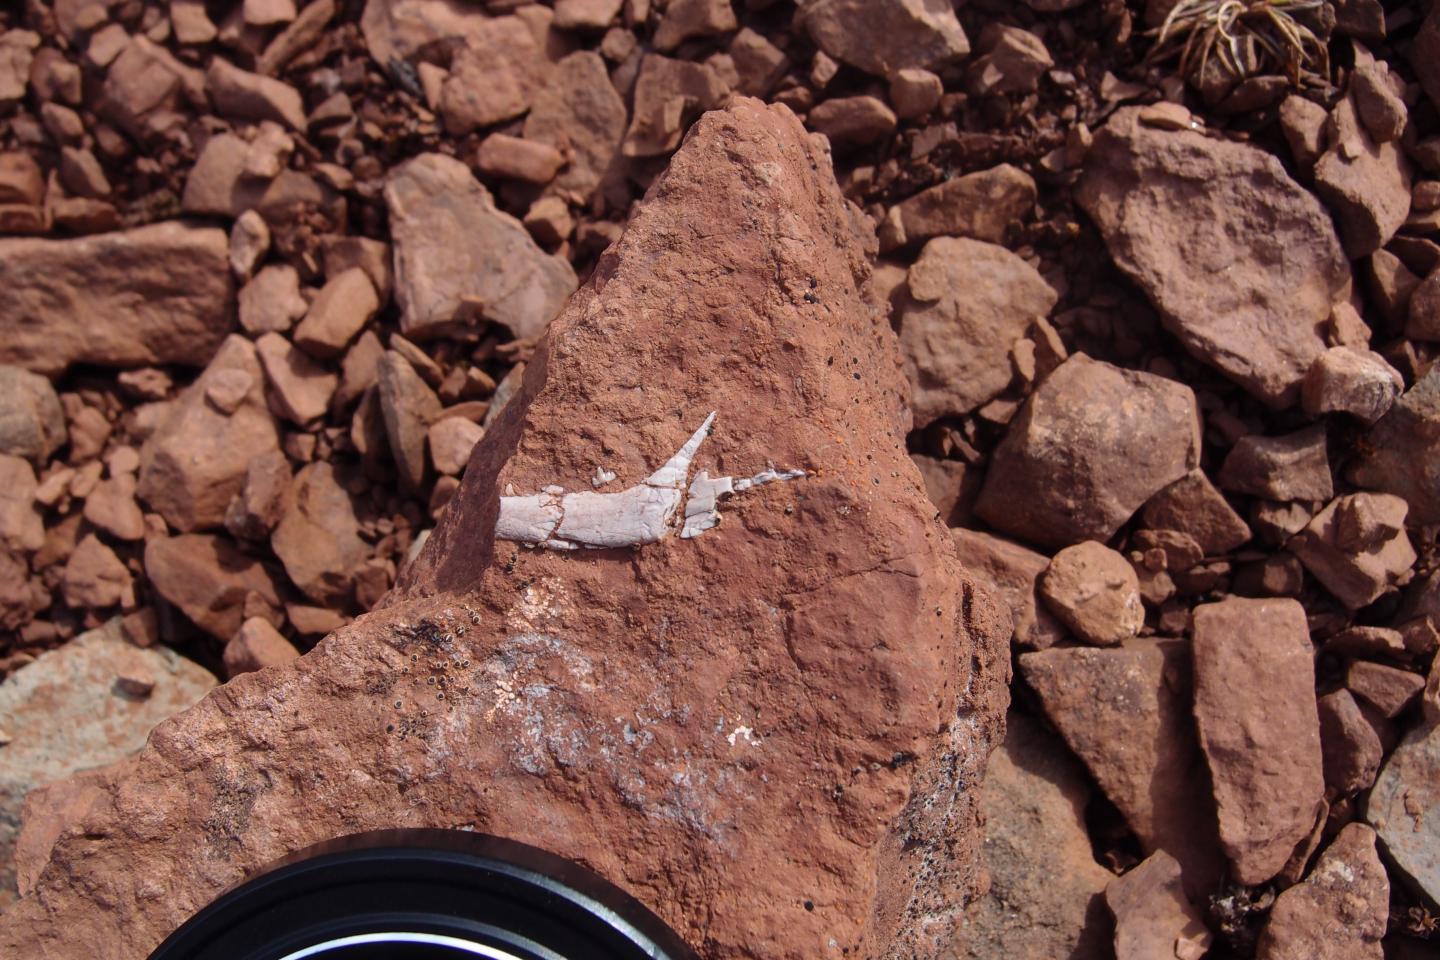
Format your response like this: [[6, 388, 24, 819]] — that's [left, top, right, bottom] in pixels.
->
[[1146, 0, 1331, 90]]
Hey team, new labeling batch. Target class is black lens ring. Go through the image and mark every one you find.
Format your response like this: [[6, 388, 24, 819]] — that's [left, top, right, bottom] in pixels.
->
[[147, 829, 699, 960]]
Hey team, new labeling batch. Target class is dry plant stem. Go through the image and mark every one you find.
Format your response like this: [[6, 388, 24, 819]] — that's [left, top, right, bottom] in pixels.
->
[[1147, 0, 1329, 89]]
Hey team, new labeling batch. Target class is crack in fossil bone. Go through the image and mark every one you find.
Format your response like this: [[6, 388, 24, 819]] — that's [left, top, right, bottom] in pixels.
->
[[495, 412, 804, 549]]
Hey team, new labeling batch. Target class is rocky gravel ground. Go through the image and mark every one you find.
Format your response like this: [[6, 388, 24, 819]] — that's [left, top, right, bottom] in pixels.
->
[[1, 0, 1439, 957]]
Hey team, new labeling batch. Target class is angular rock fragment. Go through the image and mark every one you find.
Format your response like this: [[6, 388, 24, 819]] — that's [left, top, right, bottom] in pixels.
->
[[1314, 92, 1412, 259], [889, 68, 942, 120], [523, 52, 627, 203], [224, 449, 292, 542], [1141, 469, 1251, 555], [654, 0, 737, 51], [378, 351, 442, 491], [1020, 641, 1223, 895], [966, 23, 1053, 97], [82, 473, 145, 542], [1367, 720, 1440, 905], [439, 16, 546, 135], [808, 96, 896, 146], [359, 0, 493, 66], [293, 268, 380, 359], [1217, 424, 1334, 502], [0, 625, 215, 899], [138, 337, 281, 532], [224, 617, 301, 679], [0, 101, 1008, 960], [1191, 597, 1324, 884], [1255, 824, 1388, 960], [256, 332, 338, 426], [385, 154, 577, 340], [239, 264, 308, 335], [898, 237, 1057, 425], [1349, 370, 1440, 524], [428, 416, 484, 476], [975, 353, 1201, 549], [881, 164, 1036, 251], [0, 223, 233, 375], [800, 0, 969, 77], [1289, 493, 1415, 610], [144, 533, 283, 641], [1301, 346, 1403, 423], [1039, 541, 1144, 646], [270, 462, 367, 607], [1078, 107, 1347, 406], [951, 528, 1064, 650], [1346, 660, 1425, 718], [207, 58, 307, 130], [1318, 688, 1383, 795], [475, 134, 565, 185], [0, 455, 43, 552], [956, 711, 1112, 960], [622, 55, 729, 158], [60, 534, 131, 610], [1106, 851, 1212, 960]]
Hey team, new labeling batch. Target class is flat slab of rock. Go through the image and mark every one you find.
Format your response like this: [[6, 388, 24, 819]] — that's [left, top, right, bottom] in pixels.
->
[[0, 222, 234, 375], [1255, 823, 1388, 960], [385, 153, 578, 341], [0, 623, 215, 899], [898, 236, 1057, 425], [1191, 597, 1324, 885], [975, 352, 1200, 549], [955, 710, 1112, 960], [1217, 424, 1334, 502], [1020, 640, 1223, 897], [1350, 369, 1440, 525], [1078, 107, 1348, 407], [0, 101, 1009, 960], [1367, 719, 1440, 905], [800, 0, 969, 77]]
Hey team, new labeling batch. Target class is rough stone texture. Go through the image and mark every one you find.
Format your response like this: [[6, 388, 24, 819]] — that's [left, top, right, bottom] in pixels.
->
[[60, 534, 131, 610], [1217, 424, 1334, 502], [881, 163, 1035, 252], [293, 267, 380, 359], [143, 534, 283, 641], [1255, 823, 1388, 960], [1039, 541, 1144, 646], [0, 455, 43, 552], [270, 461, 367, 607], [0, 101, 1008, 960], [951, 528, 1064, 650], [897, 236, 1057, 425], [1313, 93, 1413, 260], [255, 332, 338, 426], [1020, 641, 1223, 898], [137, 336, 281, 532], [1191, 597, 1324, 885], [1300, 346, 1403, 423], [622, 55, 729, 158], [1106, 851, 1212, 960], [1367, 719, 1440, 905], [359, 0, 493, 66], [1289, 493, 1416, 610], [0, 222, 234, 375], [953, 711, 1111, 960], [807, 96, 897, 146], [1346, 660, 1425, 718], [1349, 369, 1440, 525], [800, 0, 969, 78], [223, 617, 301, 679], [1077, 106, 1347, 407], [523, 51, 628, 205], [385, 153, 578, 340], [378, 351, 442, 491], [0, 366, 66, 464], [975, 352, 1201, 549], [1140, 469, 1252, 556], [0, 623, 215, 899], [1318, 688, 1383, 795], [439, 16, 546, 135]]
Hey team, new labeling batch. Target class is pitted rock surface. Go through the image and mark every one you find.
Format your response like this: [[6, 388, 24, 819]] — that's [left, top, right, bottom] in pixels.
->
[[0, 100, 1008, 960]]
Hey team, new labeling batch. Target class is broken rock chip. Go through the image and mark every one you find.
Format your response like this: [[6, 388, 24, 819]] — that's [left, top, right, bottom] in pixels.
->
[[1106, 851, 1212, 960], [1020, 640, 1223, 897], [523, 51, 628, 204], [1039, 541, 1144, 646], [144, 533, 283, 641], [881, 163, 1036, 251], [1301, 346, 1403, 423], [1289, 492, 1416, 610], [1217, 423, 1334, 502], [0, 365, 67, 463], [1192, 597, 1324, 885], [1078, 106, 1347, 407], [378, 350, 442, 491], [956, 710, 1112, 960], [975, 352, 1200, 549], [0, 99, 1009, 960], [1318, 689, 1383, 795], [1313, 92, 1413, 260], [1349, 369, 1440, 525], [622, 54, 730, 158], [951, 527, 1065, 650], [0, 624, 215, 899], [269, 461, 368, 607], [1141, 469, 1252, 556], [385, 153, 577, 340], [223, 617, 301, 679], [1367, 719, 1440, 905], [137, 336, 282, 532], [1255, 823, 1388, 960], [439, 16, 547, 135], [898, 236, 1057, 425], [0, 222, 234, 375], [800, 0, 969, 77]]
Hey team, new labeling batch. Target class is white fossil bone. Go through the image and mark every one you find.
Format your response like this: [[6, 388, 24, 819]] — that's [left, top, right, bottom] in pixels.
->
[[591, 466, 617, 487], [495, 412, 801, 550]]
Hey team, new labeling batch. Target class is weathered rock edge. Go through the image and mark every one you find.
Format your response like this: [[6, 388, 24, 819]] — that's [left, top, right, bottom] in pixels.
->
[[0, 101, 1008, 960]]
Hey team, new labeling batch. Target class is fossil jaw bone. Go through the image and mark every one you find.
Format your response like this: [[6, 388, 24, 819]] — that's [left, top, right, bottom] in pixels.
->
[[495, 412, 802, 550]]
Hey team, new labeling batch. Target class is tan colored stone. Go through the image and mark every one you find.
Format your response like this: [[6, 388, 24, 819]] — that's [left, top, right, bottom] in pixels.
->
[[881, 164, 1036, 251], [438, 15, 547, 135], [427, 416, 484, 476], [255, 332, 338, 426], [60, 534, 131, 610], [1040, 541, 1144, 646], [801, 0, 969, 77], [0, 455, 42, 553], [293, 268, 379, 359]]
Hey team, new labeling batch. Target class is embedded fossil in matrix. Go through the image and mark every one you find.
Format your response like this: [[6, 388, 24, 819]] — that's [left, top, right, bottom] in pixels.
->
[[494, 412, 805, 550]]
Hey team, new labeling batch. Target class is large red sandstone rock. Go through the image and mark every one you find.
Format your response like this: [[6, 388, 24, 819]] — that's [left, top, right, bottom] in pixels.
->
[[0, 101, 1008, 960], [1078, 107, 1348, 407], [0, 222, 234, 375]]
